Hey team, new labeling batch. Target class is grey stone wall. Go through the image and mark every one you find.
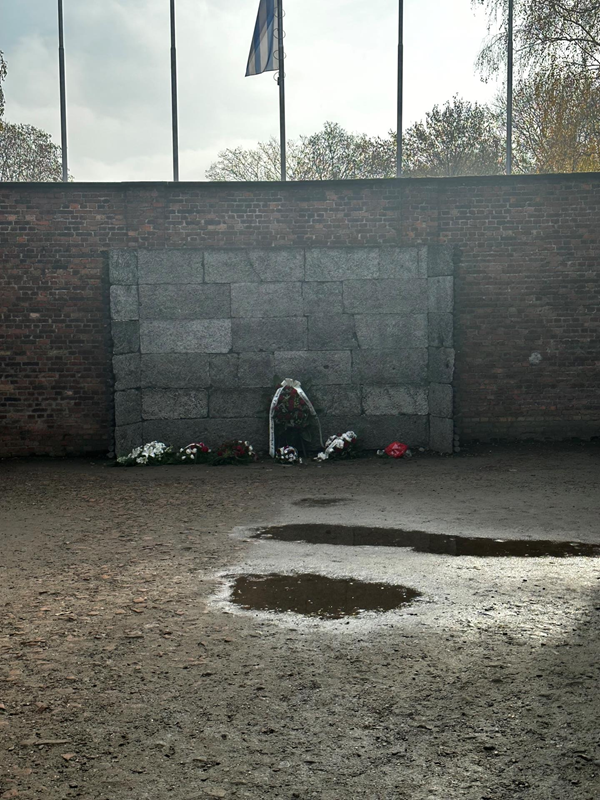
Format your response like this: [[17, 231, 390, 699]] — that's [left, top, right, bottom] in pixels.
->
[[109, 247, 454, 456]]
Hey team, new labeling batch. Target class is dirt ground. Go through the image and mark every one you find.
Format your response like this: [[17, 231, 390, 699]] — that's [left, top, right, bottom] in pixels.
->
[[1, 442, 599, 800]]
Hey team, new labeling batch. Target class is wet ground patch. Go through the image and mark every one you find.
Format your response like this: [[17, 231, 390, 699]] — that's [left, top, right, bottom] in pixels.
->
[[292, 497, 350, 507], [229, 572, 421, 619], [252, 524, 600, 557]]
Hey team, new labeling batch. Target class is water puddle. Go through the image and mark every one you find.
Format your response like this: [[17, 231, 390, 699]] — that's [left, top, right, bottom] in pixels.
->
[[292, 497, 350, 507], [252, 524, 600, 558], [229, 573, 421, 619]]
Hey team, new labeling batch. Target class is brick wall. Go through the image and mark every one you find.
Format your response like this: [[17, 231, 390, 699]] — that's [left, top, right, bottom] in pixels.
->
[[1, 175, 598, 456], [431, 177, 600, 441]]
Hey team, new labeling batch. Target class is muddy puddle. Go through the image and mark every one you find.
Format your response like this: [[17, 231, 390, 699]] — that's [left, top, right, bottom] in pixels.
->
[[229, 573, 421, 619], [251, 524, 600, 557]]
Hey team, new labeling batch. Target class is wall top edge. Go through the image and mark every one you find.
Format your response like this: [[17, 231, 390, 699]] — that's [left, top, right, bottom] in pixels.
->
[[2, 172, 600, 192]]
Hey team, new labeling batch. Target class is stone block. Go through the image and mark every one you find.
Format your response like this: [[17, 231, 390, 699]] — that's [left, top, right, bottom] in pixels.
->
[[309, 385, 361, 417], [274, 351, 351, 385], [109, 249, 138, 285], [428, 276, 454, 314], [142, 389, 208, 420], [115, 389, 141, 426], [354, 315, 427, 350], [325, 415, 429, 450], [140, 320, 232, 354], [379, 247, 425, 279], [302, 281, 343, 314], [209, 388, 268, 418], [142, 418, 269, 451], [232, 317, 307, 352], [113, 353, 140, 391], [204, 250, 256, 283], [429, 384, 453, 418], [248, 248, 304, 281], [139, 284, 230, 320], [209, 355, 240, 388], [430, 416, 453, 453], [231, 282, 302, 318], [305, 248, 379, 281], [115, 423, 142, 457], [352, 349, 427, 385], [112, 320, 140, 355], [427, 245, 455, 277], [138, 249, 203, 284], [428, 313, 453, 347], [209, 354, 275, 388], [343, 278, 427, 314], [239, 353, 275, 387], [141, 354, 209, 388], [110, 285, 139, 321], [428, 348, 455, 384], [362, 386, 428, 416], [308, 315, 357, 350]]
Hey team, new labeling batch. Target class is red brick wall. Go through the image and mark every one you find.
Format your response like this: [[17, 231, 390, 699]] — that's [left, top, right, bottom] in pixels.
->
[[434, 177, 600, 441], [0, 186, 127, 456], [1, 175, 599, 455]]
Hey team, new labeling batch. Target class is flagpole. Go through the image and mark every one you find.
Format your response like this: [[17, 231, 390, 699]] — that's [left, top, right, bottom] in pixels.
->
[[57, 0, 68, 182], [276, 0, 286, 181], [396, 0, 403, 177], [506, 0, 513, 175], [170, 0, 180, 181]]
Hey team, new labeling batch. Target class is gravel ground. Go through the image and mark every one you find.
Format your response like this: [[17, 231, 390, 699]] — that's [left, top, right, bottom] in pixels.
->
[[1, 442, 599, 800]]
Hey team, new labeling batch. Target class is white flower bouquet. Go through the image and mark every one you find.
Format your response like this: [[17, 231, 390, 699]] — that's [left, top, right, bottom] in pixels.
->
[[177, 442, 211, 464], [116, 441, 175, 466], [275, 445, 302, 464], [314, 431, 359, 461]]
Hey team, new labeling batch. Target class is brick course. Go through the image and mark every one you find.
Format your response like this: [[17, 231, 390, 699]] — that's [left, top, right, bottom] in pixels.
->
[[1, 174, 599, 456]]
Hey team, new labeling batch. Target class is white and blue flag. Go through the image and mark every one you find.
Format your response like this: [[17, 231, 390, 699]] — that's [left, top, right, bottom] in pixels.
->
[[246, 0, 280, 76]]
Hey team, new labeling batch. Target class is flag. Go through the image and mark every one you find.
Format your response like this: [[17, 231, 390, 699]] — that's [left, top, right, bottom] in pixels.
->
[[246, 0, 279, 77]]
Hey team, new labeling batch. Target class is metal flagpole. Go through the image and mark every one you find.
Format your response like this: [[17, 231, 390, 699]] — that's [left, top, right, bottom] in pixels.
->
[[57, 0, 68, 182], [396, 0, 404, 177], [170, 0, 180, 181], [506, 0, 514, 175], [276, 0, 286, 181]]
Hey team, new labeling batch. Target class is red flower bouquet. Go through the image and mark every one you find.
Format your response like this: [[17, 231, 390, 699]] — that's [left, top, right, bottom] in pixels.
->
[[273, 386, 311, 430]]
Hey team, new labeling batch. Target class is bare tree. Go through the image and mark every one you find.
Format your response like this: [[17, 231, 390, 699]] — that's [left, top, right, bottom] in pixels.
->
[[206, 122, 395, 181], [294, 122, 395, 180], [0, 51, 67, 181], [0, 50, 7, 119], [474, 1, 600, 76], [403, 97, 504, 177]]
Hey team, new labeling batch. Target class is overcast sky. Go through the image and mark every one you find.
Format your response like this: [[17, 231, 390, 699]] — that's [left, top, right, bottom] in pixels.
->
[[1, 0, 502, 181]]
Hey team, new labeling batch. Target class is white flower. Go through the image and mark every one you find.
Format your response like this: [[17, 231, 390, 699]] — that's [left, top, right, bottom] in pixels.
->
[[314, 430, 357, 461], [275, 445, 300, 464]]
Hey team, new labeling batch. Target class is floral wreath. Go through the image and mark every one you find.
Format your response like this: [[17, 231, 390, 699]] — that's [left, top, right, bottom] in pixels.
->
[[268, 379, 323, 458]]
